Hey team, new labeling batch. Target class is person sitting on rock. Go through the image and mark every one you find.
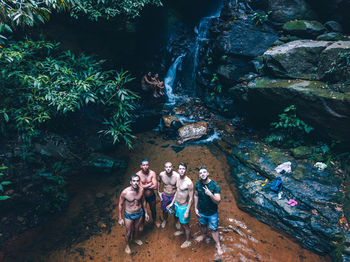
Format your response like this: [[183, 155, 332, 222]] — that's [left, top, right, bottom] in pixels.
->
[[141, 72, 156, 96], [151, 73, 165, 97]]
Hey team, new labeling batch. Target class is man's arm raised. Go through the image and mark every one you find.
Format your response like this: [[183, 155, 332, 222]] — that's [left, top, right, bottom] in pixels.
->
[[118, 190, 125, 226], [203, 185, 221, 205]]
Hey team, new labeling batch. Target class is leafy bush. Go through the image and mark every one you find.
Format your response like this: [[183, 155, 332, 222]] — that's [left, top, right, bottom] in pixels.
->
[[0, 40, 139, 147], [266, 105, 314, 147], [0, 165, 11, 200], [70, 0, 163, 20], [252, 11, 271, 25]]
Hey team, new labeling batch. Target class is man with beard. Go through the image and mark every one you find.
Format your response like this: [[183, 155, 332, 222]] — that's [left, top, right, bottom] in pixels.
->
[[158, 162, 180, 229], [167, 162, 193, 248], [136, 158, 160, 228], [118, 174, 149, 254], [194, 166, 223, 255]]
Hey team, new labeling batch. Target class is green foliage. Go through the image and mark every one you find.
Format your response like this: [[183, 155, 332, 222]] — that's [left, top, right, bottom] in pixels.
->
[[252, 11, 272, 25], [325, 52, 350, 82], [70, 0, 163, 21], [271, 105, 314, 134], [207, 57, 213, 65], [0, 165, 11, 200], [34, 161, 69, 212], [266, 105, 314, 147], [0, 40, 139, 147]]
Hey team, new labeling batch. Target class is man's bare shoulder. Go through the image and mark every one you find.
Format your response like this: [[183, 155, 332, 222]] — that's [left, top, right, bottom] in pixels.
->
[[185, 176, 194, 186], [173, 171, 180, 178], [149, 170, 157, 177], [120, 186, 130, 196], [159, 171, 166, 178]]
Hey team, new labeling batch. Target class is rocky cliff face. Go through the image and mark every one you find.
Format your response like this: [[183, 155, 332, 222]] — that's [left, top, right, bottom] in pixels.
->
[[191, 0, 350, 260]]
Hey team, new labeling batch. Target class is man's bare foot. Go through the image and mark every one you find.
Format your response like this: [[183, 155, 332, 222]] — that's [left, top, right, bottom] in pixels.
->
[[216, 244, 224, 256], [174, 230, 184, 236], [161, 220, 166, 229], [175, 222, 181, 230], [155, 221, 161, 228], [134, 239, 143, 246], [195, 234, 205, 242], [125, 245, 131, 254], [180, 240, 191, 248]]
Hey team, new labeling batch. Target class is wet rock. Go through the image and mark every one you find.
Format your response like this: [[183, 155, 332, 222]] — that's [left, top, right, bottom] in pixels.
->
[[324, 21, 343, 33], [317, 41, 350, 82], [215, 137, 347, 255], [177, 121, 208, 144], [231, 77, 350, 143], [263, 40, 331, 79], [162, 115, 180, 128], [282, 20, 326, 38], [213, 19, 278, 58], [83, 154, 127, 175], [266, 0, 316, 23], [316, 32, 347, 41], [290, 146, 313, 159]]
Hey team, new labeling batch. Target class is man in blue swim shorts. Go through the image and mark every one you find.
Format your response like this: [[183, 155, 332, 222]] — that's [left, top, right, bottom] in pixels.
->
[[118, 174, 149, 254], [194, 166, 223, 255], [167, 162, 193, 248]]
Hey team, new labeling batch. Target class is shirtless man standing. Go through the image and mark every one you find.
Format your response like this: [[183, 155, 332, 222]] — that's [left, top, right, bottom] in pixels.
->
[[136, 158, 160, 228], [167, 162, 194, 248], [118, 174, 149, 254], [158, 162, 180, 228]]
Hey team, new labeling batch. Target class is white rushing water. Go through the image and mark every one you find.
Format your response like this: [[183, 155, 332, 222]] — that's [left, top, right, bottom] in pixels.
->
[[164, 54, 185, 105]]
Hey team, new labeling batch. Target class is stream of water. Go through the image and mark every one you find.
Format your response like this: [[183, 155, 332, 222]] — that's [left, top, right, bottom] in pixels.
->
[[3, 132, 329, 262]]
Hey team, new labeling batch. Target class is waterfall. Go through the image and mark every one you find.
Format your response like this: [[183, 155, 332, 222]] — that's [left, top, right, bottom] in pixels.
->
[[164, 54, 185, 105], [192, 6, 222, 94]]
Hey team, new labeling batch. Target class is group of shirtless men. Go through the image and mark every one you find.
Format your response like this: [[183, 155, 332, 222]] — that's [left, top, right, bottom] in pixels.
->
[[118, 159, 223, 255], [141, 72, 165, 98]]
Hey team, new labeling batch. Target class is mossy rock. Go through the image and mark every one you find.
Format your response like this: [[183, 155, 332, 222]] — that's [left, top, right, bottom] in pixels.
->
[[282, 20, 326, 38], [290, 146, 313, 159], [317, 32, 347, 41]]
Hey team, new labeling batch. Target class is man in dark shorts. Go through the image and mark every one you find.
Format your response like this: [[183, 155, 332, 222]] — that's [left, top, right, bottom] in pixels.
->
[[118, 174, 149, 254], [158, 162, 180, 228], [194, 166, 223, 255], [137, 158, 160, 228]]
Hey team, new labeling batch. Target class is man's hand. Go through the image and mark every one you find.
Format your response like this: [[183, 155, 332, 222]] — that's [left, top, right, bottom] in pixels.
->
[[158, 192, 163, 201], [203, 185, 213, 197], [195, 208, 201, 217], [145, 213, 150, 222], [118, 218, 125, 226], [184, 210, 189, 220]]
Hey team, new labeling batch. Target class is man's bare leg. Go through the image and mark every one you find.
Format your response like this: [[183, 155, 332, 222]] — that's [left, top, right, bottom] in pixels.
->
[[161, 210, 168, 228], [174, 216, 181, 230], [149, 200, 160, 228], [124, 219, 133, 254], [195, 224, 207, 242], [211, 230, 223, 255], [180, 223, 191, 248], [133, 216, 143, 246]]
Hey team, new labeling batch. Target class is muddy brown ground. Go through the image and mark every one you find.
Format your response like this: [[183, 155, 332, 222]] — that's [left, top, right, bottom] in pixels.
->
[[2, 132, 329, 262]]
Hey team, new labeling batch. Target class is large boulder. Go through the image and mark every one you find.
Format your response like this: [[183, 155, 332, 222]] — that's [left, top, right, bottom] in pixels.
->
[[324, 21, 343, 33], [267, 0, 316, 23], [316, 32, 347, 41], [282, 20, 326, 38], [263, 40, 331, 79], [215, 136, 347, 257], [177, 121, 208, 144], [230, 77, 350, 144], [213, 19, 278, 58], [317, 41, 350, 82]]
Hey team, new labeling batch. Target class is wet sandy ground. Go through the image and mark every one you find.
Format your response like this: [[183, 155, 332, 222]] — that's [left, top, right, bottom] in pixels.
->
[[3, 132, 329, 262]]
